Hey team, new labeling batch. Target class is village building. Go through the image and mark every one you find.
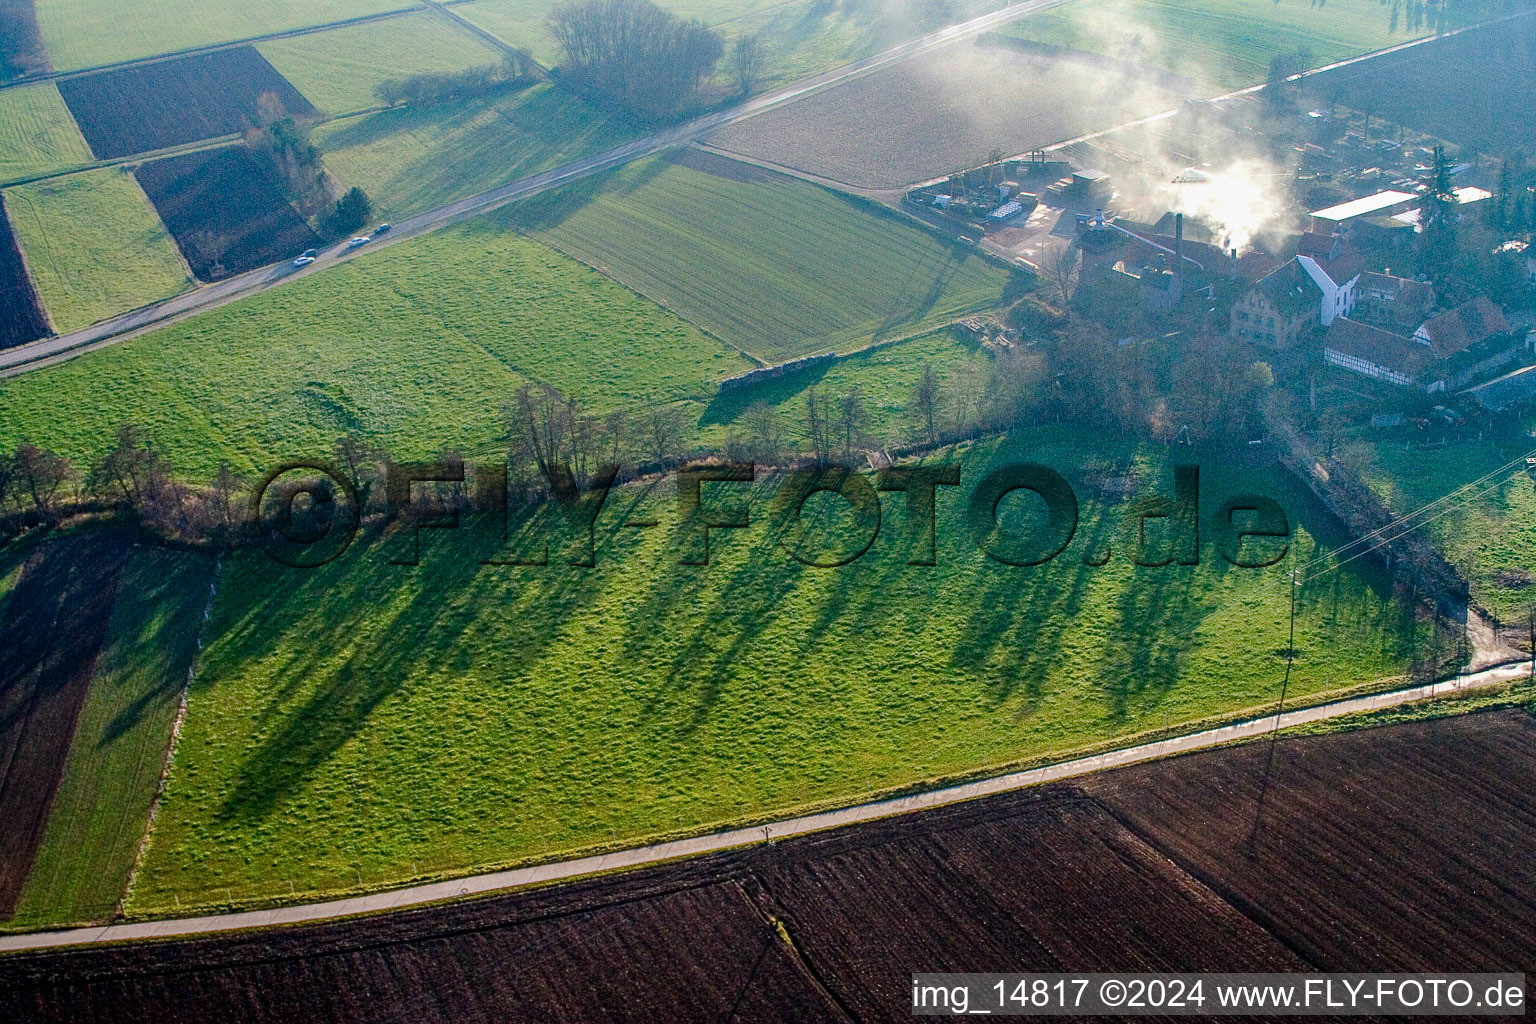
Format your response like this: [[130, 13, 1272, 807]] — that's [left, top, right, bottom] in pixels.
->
[[1351, 271, 1435, 330], [1231, 256, 1357, 349], [1323, 319, 1435, 387], [1323, 297, 1521, 391]]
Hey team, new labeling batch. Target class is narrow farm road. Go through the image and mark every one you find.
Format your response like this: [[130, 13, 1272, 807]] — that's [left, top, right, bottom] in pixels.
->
[[1, 659, 1530, 953], [0, 0, 1071, 379]]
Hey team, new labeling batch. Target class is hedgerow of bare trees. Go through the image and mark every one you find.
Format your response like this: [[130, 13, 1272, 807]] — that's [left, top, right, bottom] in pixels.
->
[[374, 55, 537, 108], [551, 0, 723, 117]]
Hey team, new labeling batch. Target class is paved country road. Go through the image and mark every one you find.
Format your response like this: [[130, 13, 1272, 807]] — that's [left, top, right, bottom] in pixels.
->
[[0, 659, 1529, 954], [0, 0, 1071, 379]]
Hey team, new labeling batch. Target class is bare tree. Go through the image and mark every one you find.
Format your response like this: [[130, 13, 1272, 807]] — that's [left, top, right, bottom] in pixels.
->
[[741, 401, 784, 463], [209, 462, 245, 542], [911, 364, 940, 444], [11, 444, 74, 518], [1045, 242, 1081, 307], [732, 32, 764, 94], [641, 403, 688, 468], [804, 387, 833, 465], [836, 387, 869, 459], [507, 384, 576, 493]]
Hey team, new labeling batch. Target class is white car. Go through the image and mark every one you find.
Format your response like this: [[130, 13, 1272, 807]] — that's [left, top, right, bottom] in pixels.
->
[[347, 236, 371, 249], [292, 255, 316, 267]]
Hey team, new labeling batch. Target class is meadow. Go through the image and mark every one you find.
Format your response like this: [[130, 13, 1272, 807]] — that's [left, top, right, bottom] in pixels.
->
[[0, 218, 751, 478], [502, 151, 1014, 363], [692, 326, 988, 451], [1349, 439, 1536, 624], [312, 81, 638, 221], [995, 0, 1440, 92], [33, 0, 416, 72], [125, 428, 1429, 914], [0, 83, 92, 184], [8, 547, 214, 930], [257, 11, 507, 116], [4, 167, 190, 332]]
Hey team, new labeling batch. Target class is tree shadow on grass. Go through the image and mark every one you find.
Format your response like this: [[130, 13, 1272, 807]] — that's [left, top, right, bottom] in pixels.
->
[[210, 517, 617, 825], [99, 550, 217, 745]]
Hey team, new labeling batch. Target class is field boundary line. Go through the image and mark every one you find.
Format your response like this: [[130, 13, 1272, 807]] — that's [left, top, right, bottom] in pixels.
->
[[0, 658, 1530, 953], [0, 7, 422, 93], [114, 556, 222, 921], [418, 0, 544, 67]]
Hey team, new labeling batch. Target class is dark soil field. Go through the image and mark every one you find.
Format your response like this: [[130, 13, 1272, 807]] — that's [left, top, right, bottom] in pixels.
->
[[705, 39, 1181, 187], [0, 0, 49, 80], [134, 146, 321, 280], [2, 712, 1530, 1022], [0, 533, 128, 918], [0, 196, 49, 349], [1085, 709, 1536, 975], [58, 46, 317, 160], [1306, 12, 1536, 151]]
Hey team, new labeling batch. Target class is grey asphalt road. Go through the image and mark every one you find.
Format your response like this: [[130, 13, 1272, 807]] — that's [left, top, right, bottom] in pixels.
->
[[0, 658, 1527, 953], [0, 0, 1069, 379]]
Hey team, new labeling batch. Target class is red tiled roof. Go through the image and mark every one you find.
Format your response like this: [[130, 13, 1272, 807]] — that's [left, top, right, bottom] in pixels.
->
[[1416, 296, 1511, 359], [1324, 319, 1436, 379]]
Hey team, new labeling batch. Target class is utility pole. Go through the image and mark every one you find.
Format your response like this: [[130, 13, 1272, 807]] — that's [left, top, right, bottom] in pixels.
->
[[1247, 566, 1301, 857]]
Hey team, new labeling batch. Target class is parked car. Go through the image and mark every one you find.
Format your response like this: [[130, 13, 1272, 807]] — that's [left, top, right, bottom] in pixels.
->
[[292, 255, 316, 267], [347, 236, 371, 249], [374, 223, 391, 235], [301, 249, 319, 259]]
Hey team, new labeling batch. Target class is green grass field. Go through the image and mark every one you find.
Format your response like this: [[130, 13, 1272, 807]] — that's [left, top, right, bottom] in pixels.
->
[[693, 326, 988, 451], [4, 167, 191, 333], [34, 0, 417, 72], [1350, 439, 1536, 624], [258, 11, 507, 116], [8, 546, 214, 930], [503, 153, 1013, 363], [312, 81, 637, 221], [0, 218, 751, 478], [996, 0, 1439, 92], [124, 428, 1428, 914], [452, 0, 563, 65], [0, 83, 93, 184]]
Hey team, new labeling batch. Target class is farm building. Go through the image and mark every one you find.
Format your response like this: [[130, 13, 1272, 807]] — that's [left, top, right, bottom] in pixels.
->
[[1322, 319, 1438, 388], [1323, 297, 1522, 391], [1231, 257, 1357, 349], [1414, 296, 1510, 356], [1310, 190, 1418, 233]]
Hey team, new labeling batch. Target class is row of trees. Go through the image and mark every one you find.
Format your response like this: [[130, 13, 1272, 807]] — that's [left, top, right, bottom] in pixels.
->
[[551, 0, 724, 117], [373, 55, 538, 108], [0, 426, 244, 543], [3, 307, 1281, 545]]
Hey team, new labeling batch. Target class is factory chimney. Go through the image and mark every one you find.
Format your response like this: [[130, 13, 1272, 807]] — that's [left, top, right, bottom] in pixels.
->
[[1174, 213, 1184, 283]]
